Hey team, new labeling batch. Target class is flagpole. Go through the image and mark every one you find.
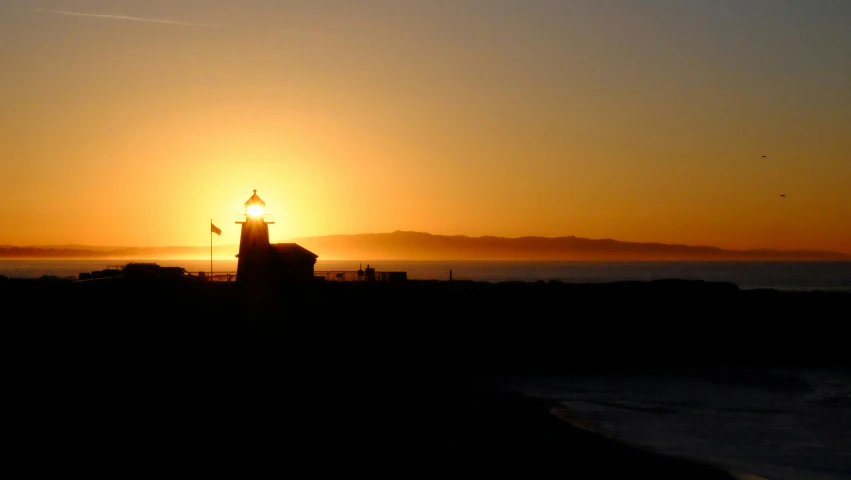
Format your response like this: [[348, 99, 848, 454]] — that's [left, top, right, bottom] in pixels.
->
[[210, 219, 213, 281]]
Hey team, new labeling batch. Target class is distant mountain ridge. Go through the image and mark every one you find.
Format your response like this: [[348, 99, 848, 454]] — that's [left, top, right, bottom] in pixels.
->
[[288, 231, 850, 261], [3, 231, 845, 260]]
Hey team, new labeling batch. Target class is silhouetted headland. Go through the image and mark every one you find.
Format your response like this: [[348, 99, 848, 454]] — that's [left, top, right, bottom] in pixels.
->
[[6, 266, 847, 477], [7, 269, 847, 368]]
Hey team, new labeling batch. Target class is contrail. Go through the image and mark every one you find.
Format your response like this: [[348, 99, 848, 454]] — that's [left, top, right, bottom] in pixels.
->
[[30, 8, 223, 27]]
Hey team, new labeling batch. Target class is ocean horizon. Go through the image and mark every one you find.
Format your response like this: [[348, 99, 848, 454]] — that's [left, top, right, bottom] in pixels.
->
[[2, 259, 849, 292]]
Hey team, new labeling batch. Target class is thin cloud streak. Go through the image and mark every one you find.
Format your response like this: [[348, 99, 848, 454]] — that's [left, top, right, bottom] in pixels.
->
[[30, 9, 223, 27], [280, 29, 321, 38]]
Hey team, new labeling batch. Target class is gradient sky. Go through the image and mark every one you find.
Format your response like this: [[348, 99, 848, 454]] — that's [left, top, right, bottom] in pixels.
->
[[1, 0, 849, 252]]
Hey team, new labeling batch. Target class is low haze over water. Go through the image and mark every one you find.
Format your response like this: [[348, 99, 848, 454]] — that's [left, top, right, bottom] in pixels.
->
[[3, 259, 849, 292]]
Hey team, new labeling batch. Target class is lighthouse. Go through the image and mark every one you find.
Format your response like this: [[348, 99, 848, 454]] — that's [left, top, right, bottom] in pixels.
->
[[235, 190, 318, 285], [235, 190, 273, 284]]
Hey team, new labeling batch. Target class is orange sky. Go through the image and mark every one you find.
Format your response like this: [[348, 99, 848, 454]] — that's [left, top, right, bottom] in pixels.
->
[[1, 1, 849, 253]]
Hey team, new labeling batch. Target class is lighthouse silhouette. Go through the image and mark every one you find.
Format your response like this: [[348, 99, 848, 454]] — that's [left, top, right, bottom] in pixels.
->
[[235, 190, 272, 284], [235, 190, 318, 285]]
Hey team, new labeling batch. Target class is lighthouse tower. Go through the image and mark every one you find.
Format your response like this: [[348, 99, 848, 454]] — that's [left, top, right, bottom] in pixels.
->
[[235, 190, 275, 285]]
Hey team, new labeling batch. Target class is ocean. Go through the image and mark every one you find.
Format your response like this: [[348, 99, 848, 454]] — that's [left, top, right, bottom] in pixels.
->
[[1, 259, 850, 291], [518, 368, 851, 480]]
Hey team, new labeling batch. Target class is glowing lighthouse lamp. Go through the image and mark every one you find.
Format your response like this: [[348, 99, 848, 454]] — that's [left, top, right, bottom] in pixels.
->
[[237, 190, 275, 224], [235, 190, 276, 284], [247, 203, 264, 218]]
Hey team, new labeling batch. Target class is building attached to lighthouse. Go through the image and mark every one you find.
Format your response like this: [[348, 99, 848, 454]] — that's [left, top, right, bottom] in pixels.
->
[[235, 190, 318, 284]]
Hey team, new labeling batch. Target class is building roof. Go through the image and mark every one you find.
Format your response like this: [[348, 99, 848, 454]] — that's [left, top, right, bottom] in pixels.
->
[[270, 243, 318, 259], [244, 189, 266, 207]]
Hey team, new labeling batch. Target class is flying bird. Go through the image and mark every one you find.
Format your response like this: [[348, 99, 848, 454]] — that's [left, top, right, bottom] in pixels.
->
[[761, 155, 767, 158], [780, 194, 786, 198]]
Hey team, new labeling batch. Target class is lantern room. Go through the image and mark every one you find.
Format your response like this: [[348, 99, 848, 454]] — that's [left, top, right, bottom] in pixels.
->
[[236, 190, 274, 224]]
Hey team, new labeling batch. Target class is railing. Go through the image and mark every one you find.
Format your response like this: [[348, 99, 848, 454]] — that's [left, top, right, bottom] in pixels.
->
[[183, 270, 407, 283], [315, 271, 361, 282], [314, 271, 407, 282], [234, 214, 275, 224], [187, 271, 238, 282]]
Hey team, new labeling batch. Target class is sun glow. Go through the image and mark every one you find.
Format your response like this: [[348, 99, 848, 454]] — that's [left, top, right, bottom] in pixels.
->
[[247, 205, 265, 217]]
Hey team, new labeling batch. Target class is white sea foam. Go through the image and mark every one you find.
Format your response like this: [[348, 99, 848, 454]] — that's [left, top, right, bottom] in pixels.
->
[[520, 369, 851, 480]]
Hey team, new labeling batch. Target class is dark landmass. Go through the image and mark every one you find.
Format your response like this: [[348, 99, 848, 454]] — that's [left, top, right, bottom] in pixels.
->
[[3, 230, 849, 260], [292, 231, 851, 260], [6, 276, 848, 477], [8, 275, 845, 367]]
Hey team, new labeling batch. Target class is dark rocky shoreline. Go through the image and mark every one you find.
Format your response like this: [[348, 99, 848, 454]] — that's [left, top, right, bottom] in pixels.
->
[[5, 277, 848, 477], [7, 276, 848, 366]]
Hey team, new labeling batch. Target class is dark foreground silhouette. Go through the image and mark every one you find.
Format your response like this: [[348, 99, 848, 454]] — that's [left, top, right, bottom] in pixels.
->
[[5, 276, 849, 477]]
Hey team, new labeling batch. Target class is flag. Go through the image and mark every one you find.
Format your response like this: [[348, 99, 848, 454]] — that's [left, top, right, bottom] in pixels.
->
[[211, 223, 222, 236]]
